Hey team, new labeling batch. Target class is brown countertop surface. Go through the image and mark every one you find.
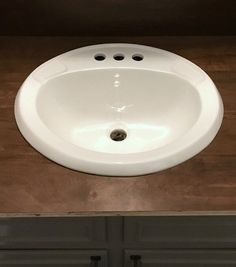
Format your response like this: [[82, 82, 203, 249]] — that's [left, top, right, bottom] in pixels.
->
[[0, 36, 235, 216]]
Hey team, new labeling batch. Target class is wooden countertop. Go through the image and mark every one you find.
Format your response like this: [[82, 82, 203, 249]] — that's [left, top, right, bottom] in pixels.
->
[[0, 36, 235, 216]]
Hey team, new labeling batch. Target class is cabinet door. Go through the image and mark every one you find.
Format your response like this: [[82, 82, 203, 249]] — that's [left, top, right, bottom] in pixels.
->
[[0, 217, 107, 248], [125, 250, 236, 266], [0, 250, 107, 267], [124, 216, 236, 248]]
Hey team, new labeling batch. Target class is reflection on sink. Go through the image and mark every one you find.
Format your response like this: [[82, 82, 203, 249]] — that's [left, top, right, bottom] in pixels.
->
[[15, 44, 223, 176]]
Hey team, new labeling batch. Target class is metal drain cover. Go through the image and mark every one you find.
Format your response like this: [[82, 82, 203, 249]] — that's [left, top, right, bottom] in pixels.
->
[[110, 129, 127, 141]]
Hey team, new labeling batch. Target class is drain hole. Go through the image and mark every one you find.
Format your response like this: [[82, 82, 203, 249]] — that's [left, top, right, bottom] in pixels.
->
[[110, 129, 127, 141]]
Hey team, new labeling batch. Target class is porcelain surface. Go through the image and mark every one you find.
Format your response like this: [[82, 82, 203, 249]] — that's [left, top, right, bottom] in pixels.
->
[[15, 44, 223, 176]]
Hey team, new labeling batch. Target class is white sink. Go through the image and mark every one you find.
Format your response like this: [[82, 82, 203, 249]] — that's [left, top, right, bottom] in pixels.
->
[[15, 44, 223, 176]]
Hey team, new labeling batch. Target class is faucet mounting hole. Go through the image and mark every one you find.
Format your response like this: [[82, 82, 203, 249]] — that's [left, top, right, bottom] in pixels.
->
[[132, 54, 144, 61], [110, 129, 127, 141], [113, 54, 125, 61], [94, 53, 106, 61]]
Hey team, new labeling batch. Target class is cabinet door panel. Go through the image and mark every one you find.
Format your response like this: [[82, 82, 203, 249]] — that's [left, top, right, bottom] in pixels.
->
[[0, 217, 107, 248], [125, 249, 236, 266], [0, 250, 107, 267], [124, 216, 236, 248]]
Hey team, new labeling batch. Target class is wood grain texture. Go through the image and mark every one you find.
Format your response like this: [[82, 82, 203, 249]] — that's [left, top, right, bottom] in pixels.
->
[[0, 0, 236, 36], [0, 36, 235, 215]]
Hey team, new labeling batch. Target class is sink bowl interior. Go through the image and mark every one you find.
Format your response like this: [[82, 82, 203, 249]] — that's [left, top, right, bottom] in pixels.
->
[[37, 69, 201, 154]]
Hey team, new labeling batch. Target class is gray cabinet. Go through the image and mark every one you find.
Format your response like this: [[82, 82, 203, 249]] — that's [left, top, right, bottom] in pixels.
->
[[1, 216, 236, 266], [0, 217, 107, 248], [0, 250, 107, 267], [125, 250, 236, 266], [124, 216, 236, 248]]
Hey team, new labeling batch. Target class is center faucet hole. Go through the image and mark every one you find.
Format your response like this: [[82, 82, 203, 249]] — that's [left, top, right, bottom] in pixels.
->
[[113, 54, 125, 61], [110, 129, 127, 141]]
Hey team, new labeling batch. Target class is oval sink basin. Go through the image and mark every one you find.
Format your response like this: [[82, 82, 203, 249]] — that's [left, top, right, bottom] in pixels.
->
[[15, 44, 223, 176]]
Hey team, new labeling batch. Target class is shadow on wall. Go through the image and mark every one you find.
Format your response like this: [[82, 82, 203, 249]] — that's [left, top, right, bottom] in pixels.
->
[[0, 0, 236, 36]]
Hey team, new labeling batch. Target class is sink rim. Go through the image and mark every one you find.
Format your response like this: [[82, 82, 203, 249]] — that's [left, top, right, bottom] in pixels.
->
[[14, 43, 224, 176]]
